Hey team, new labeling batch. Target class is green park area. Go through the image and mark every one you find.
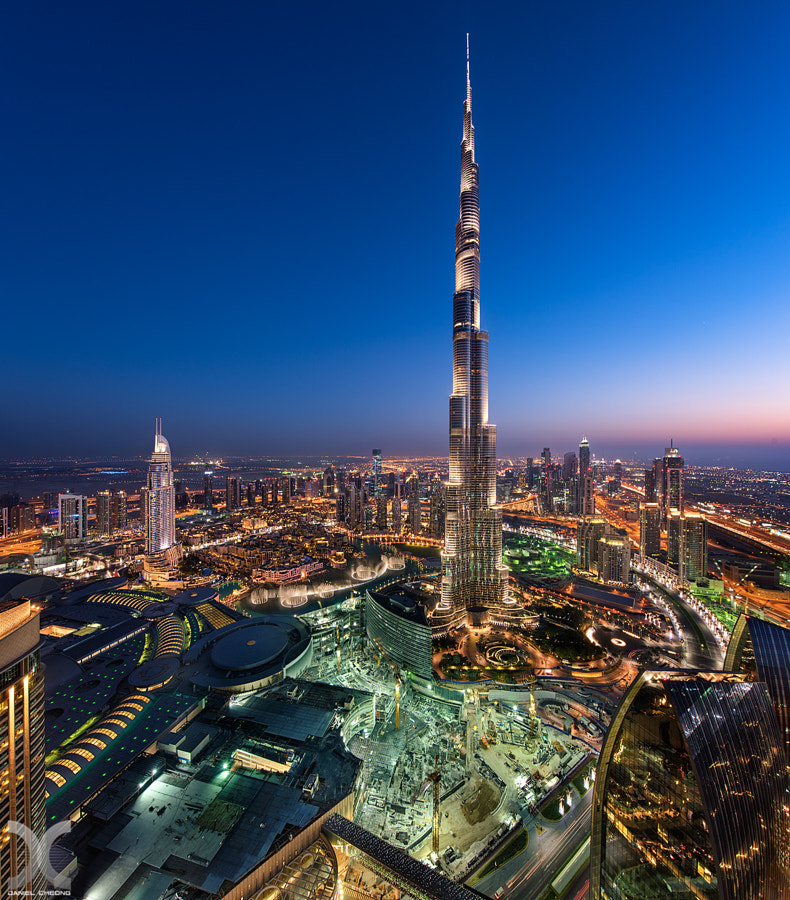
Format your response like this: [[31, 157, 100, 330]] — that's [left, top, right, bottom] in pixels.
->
[[503, 534, 574, 584], [689, 580, 738, 633]]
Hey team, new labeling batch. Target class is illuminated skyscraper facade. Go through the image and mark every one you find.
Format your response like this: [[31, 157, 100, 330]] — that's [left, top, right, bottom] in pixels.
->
[[438, 42, 508, 627], [0, 601, 46, 894], [143, 419, 176, 555]]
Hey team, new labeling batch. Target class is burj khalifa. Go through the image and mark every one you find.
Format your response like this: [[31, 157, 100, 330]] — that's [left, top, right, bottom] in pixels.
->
[[436, 40, 509, 628]]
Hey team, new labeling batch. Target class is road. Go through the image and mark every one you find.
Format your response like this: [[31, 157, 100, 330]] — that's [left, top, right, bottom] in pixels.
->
[[475, 787, 592, 900]]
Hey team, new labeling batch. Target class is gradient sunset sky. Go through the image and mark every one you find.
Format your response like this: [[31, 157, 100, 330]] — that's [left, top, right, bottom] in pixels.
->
[[4, 1, 789, 467]]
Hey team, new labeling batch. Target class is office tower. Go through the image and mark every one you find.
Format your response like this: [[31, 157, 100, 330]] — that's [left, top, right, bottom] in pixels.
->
[[203, 470, 214, 511], [143, 419, 176, 554], [440, 42, 508, 624], [597, 534, 630, 584], [391, 496, 402, 533], [322, 467, 334, 497], [407, 473, 421, 534], [42, 491, 58, 512], [335, 492, 346, 523], [96, 490, 127, 536], [225, 476, 241, 512], [652, 457, 663, 509], [58, 493, 87, 543], [375, 494, 387, 531], [644, 466, 656, 502], [661, 441, 684, 517], [639, 502, 661, 559], [0, 508, 6, 539], [270, 480, 278, 505], [429, 474, 446, 537], [0, 601, 46, 894], [577, 516, 608, 573], [246, 482, 255, 506], [372, 449, 382, 497], [590, 671, 790, 900], [281, 476, 292, 505], [562, 451, 577, 480], [387, 471, 395, 499]]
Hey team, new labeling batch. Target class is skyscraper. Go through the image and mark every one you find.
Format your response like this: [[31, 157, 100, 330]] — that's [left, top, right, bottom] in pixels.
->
[[407, 473, 421, 535], [661, 441, 684, 517], [639, 502, 661, 559], [203, 469, 214, 511], [143, 420, 177, 565], [96, 490, 127, 536], [225, 476, 241, 512], [58, 493, 87, 542], [372, 449, 382, 497], [0, 601, 46, 893], [439, 40, 508, 626]]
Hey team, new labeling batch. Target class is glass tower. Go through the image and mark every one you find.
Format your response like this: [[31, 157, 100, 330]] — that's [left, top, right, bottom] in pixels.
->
[[591, 671, 790, 900], [438, 39, 508, 627], [143, 418, 176, 554]]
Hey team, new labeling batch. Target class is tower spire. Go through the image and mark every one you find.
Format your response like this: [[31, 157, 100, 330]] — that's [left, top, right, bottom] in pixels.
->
[[466, 33, 472, 102]]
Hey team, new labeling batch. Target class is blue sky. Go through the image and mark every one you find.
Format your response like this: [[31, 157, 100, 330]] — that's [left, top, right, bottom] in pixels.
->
[[3, 1, 790, 467]]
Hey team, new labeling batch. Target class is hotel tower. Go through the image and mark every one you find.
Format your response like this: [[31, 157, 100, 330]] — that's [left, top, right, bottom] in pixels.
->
[[142, 419, 180, 583], [436, 41, 509, 629]]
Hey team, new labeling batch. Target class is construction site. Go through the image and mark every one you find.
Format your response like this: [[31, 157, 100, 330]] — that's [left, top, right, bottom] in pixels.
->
[[301, 600, 596, 883]]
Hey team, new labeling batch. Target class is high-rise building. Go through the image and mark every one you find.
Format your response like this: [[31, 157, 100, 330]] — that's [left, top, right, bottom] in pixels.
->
[[281, 476, 292, 505], [375, 494, 387, 531], [203, 470, 214, 511], [581, 471, 595, 516], [225, 476, 241, 512], [96, 490, 127, 536], [372, 449, 382, 498], [58, 493, 87, 543], [590, 671, 790, 900], [0, 601, 47, 893], [579, 437, 590, 479], [644, 466, 656, 502], [246, 482, 256, 506], [562, 451, 577, 480], [661, 441, 684, 517], [439, 42, 508, 625], [577, 516, 608, 574], [407, 473, 421, 535], [391, 496, 402, 533], [668, 510, 708, 581], [143, 420, 176, 555], [639, 502, 661, 559], [597, 534, 630, 585]]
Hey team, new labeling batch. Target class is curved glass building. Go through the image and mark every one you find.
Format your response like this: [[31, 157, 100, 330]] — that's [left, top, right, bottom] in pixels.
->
[[438, 41, 508, 630], [725, 614, 790, 770], [590, 671, 790, 900], [365, 589, 432, 680]]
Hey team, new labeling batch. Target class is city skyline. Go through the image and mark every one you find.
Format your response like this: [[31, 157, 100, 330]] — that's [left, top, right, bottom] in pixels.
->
[[4, 2, 790, 466]]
